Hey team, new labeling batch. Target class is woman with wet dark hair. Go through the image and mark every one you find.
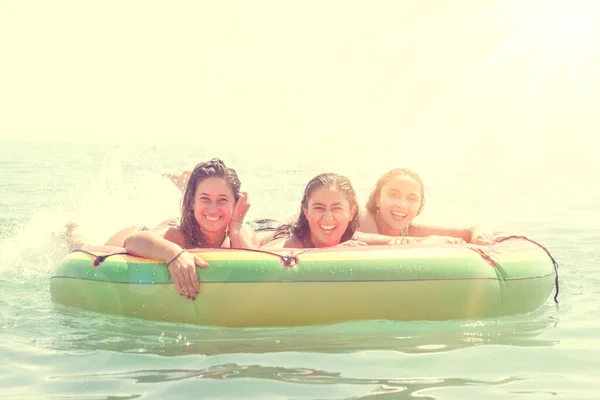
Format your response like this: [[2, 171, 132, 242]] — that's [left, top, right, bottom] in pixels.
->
[[263, 173, 366, 249], [124, 158, 258, 299]]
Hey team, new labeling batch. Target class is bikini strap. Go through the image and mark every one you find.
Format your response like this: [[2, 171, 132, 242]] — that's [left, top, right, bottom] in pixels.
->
[[402, 225, 409, 237]]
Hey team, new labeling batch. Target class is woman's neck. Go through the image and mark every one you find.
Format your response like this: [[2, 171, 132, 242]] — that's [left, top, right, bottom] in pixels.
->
[[304, 234, 318, 248], [200, 228, 227, 247], [374, 212, 405, 237]]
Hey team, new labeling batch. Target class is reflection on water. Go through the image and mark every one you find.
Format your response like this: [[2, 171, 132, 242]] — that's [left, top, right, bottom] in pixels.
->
[[44, 301, 559, 357], [48, 363, 534, 400]]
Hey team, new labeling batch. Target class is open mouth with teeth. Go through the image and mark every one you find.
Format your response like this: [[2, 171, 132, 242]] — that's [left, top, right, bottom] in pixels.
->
[[390, 211, 407, 220], [204, 215, 222, 222], [319, 224, 337, 233]]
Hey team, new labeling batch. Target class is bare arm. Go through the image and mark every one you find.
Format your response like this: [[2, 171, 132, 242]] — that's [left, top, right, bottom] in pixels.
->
[[358, 207, 492, 244], [228, 222, 259, 248], [357, 209, 379, 234], [124, 227, 185, 262], [227, 191, 259, 248], [124, 227, 207, 299], [354, 231, 446, 245], [409, 223, 478, 243], [353, 231, 404, 245]]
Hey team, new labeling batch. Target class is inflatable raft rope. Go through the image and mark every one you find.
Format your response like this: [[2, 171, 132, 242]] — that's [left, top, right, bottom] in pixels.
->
[[50, 235, 559, 327], [70, 235, 559, 303]]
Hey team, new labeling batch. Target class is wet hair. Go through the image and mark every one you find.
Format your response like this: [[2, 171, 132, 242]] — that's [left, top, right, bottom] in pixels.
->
[[179, 158, 241, 248], [365, 168, 425, 216], [273, 173, 359, 247]]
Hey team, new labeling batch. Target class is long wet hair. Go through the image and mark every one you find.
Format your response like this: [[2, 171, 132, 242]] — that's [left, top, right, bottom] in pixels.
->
[[365, 168, 426, 216], [273, 173, 360, 247], [179, 158, 241, 248]]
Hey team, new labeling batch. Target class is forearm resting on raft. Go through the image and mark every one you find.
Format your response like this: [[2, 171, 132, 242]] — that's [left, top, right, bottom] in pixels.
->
[[123, 231, 186, 263], [353, 231, 446, 245], [409, 223, 495, 244], [352, 231, 410, 245]]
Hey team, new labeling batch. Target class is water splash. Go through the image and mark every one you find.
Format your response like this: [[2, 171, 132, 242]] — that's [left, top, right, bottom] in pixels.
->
[[0, 151, 183, 283]]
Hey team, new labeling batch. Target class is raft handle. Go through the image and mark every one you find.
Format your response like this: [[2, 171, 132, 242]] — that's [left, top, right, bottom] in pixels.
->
[[70, 249, 129, 268], [228, 247, 309, 268], [484, 235, 560, 304], [280, 255, 299, 268]]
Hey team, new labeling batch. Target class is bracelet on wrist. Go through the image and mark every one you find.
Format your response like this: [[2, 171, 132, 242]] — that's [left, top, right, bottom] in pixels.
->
[[166, 249, 187, 267]]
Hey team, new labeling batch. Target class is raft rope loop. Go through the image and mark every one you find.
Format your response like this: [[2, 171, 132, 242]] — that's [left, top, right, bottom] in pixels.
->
[[228, 247, 311, 267], [69, 248, 310, 269], [493, 235, 560, 304], [70, 249, 129, 268]]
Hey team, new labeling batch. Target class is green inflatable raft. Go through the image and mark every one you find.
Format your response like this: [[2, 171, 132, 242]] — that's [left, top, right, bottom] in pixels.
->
[[49, 236, 558, 327]]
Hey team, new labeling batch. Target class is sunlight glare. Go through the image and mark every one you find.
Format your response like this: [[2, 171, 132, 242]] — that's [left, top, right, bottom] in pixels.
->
[[509, 0, 597, 46]]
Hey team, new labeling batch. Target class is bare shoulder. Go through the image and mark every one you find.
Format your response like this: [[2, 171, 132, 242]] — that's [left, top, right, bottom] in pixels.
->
[[163, 226, 186, 247], [358, 209, 378, 234]]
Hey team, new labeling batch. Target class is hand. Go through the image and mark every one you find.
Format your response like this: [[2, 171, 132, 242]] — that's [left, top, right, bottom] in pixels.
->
[[336, 240, 368, 247], [443, 236, 467, 245], [420, 235, 466, 245], [229, 192, 251, 232], [388, 237, 419, 245], [471, 231, 496, 245], [167, 251, 209, 300]]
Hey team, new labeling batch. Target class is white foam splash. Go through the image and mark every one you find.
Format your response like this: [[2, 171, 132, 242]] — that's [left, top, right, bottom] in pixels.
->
[[0, 160, 183, 282]]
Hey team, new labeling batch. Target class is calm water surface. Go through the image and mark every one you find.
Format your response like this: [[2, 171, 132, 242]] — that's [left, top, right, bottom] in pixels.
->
[[1, 141, 599, 399]]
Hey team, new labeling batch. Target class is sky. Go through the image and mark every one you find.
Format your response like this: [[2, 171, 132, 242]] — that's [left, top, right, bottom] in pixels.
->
[[1, 0, 598, 160]]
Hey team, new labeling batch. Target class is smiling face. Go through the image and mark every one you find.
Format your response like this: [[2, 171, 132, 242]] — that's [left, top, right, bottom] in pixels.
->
[[302, 186, 356, 248], [192, 177, 235, 235], [375, 174, 423, 235]]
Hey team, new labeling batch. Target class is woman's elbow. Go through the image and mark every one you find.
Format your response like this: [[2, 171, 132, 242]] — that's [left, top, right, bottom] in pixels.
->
[[123, 232, 142, 250]]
